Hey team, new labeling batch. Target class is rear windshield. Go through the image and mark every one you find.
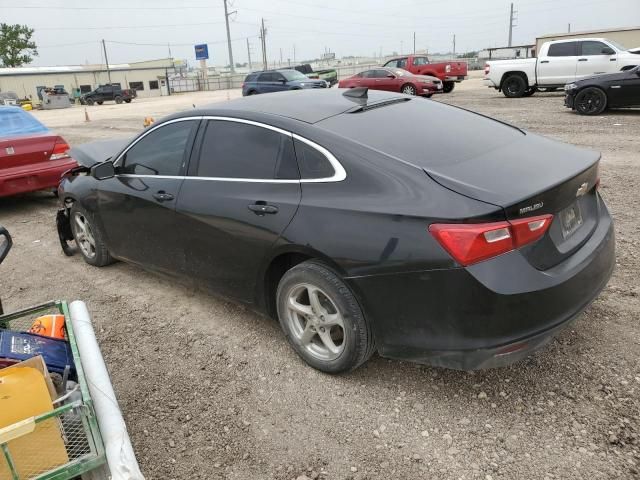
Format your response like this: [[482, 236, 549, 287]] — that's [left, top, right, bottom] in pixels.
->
[[317, 99, 523, 167], [0, 107, 49, 137]]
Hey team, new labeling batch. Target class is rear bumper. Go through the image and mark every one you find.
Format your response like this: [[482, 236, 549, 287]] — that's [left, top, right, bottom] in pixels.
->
[[483, 78, 498, 88], [445, 75, 467, 82], [347, 199, 615, 370], [0, 160, 77, 197]]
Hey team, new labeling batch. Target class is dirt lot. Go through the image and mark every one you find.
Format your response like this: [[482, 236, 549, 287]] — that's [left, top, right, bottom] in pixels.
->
[[1, 79, 639, 480]]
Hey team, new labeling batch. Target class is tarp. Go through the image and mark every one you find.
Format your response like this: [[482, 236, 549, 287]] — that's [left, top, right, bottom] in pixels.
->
[[0, 106, 49, 137]]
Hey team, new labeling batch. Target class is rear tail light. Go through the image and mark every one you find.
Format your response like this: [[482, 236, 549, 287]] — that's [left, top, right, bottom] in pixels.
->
[[241, 82, 245, 87], [49, 138, 70, 161], [484, 64, 490, 75], [445, 64, 451, 73], [429, 214, 553, 266]]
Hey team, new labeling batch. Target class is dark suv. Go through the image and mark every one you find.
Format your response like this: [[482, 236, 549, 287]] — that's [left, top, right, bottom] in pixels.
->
[[242, 69, 328, 96], [80, 84, 136, 105]]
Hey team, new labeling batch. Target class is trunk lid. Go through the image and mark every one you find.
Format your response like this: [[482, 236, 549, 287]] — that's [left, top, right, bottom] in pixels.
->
[[0, 133, 59, 170], [445, 61, 468, 76], [426, 134, 601, 269]]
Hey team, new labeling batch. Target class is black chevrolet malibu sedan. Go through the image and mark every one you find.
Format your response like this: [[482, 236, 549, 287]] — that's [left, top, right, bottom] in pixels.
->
[[57, 88, 615, 373]]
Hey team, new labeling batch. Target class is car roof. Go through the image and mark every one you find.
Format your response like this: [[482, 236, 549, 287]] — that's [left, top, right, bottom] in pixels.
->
[[194, 88, 405, 124]]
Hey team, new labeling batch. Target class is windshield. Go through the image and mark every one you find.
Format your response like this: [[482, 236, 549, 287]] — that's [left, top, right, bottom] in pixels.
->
[[280, 70, 309, 81], [607, 39, 627, 51], [393, 69, 411, 77]]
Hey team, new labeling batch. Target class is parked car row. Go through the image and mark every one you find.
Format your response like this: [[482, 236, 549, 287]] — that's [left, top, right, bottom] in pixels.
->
[[484, 37, 640, 115]]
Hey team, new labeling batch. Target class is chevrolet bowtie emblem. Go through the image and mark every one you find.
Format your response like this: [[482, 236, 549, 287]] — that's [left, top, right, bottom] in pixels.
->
[[576, 182, 589, 197]]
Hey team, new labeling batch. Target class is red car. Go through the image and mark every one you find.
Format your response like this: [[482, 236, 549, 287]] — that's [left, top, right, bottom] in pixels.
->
[[383, 55, 468, 93], [338, 68, 443, 97], [0, 107, 75, 198]]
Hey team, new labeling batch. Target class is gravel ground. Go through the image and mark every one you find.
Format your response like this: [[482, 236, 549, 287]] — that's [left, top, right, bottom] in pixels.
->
[[1, 78, 639, 479]]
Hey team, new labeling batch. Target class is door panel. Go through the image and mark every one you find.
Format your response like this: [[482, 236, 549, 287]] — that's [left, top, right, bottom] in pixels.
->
[[176, 181, 300, 302], [538, 41, 579, 85], [608, 70, 640, 106], [372, 70, 398, 91], [576, 41, 617, 79]]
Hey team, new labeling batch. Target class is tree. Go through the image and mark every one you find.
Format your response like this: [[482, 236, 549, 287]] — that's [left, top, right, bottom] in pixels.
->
[[458, 51, 479, 59], [0, 24, 38, 67]]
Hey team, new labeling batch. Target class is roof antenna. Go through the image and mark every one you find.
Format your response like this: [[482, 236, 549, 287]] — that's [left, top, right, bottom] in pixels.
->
[[342, 87, 368, 99]]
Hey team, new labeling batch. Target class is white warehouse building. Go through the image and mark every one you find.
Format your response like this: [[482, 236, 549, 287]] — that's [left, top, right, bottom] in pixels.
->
[[0, 58, 174, 101]]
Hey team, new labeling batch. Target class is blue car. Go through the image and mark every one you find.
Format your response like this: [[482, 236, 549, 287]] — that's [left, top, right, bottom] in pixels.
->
[[242, 69, 328, 96]]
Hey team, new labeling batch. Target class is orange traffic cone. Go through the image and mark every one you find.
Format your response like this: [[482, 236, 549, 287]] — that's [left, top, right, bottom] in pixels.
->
[[29, 315, 66, 339]]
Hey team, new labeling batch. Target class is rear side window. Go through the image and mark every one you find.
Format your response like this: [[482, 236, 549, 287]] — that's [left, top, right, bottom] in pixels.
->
[[413, 57, 429, 65], [197, 120, 298, 180], [244, 73, 258, 82], [257, 72, 274, 82], [547, 42, 578, 57], [397, 58, 408, 68], [294, 139, 335, 179], [580, 41, 609, 56], [120, 121, 195, 176]]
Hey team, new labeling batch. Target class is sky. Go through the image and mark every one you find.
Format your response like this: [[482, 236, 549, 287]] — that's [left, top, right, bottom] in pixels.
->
[[1, 0, 639, 67]]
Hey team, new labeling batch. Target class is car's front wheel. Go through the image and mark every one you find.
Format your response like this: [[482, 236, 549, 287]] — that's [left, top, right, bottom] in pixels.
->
[[443, 81, 455, 93], [276, 260, 375, 373], [574, 87, 607, 115], [114, 96, 123, 104], [70, 204, 114, 267], [401, 84, 417, 95]]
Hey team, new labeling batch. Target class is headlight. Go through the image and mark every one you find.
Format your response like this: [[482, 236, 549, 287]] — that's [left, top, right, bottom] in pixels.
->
[[564, 83, 578, 91], [300, 83, 306, 87]]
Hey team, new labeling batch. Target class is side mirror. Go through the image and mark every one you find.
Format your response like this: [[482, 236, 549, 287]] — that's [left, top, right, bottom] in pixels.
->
[[280, 79, 287, 84], [0, 226, 13, 265], [91, 161, 116, 180], [602, 47, 615, 55]]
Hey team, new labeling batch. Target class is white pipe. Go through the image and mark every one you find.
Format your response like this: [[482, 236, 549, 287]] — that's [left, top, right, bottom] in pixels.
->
[[69, 301, 145, 480]]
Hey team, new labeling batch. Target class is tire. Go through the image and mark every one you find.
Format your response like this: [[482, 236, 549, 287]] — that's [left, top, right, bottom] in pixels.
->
[[124, 99, 132, 103], [69, 204, 114, 267], [442, 81, 455, 93], [96, 101, 103, 105], [247, 90, 258, 96], [424, 93, 433, 98], [502, 74, 527, 98], [114, 96, 123, 104], [401, 83, 417, 95], [574, 87, 607, 115], [523, 87, 536, 97], [276, 260, 375, 373], [85, 98, 95, 106]]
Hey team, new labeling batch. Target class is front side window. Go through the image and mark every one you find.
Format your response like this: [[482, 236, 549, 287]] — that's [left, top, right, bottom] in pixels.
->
[[580, 41, 609, 56], [258, 72, 275, 82], [120, 121, 195, 176], [413, 57, 429, 66], [280, 70, 308, 81], [547, 42, 578, 57], [397, 58, 408, 68], [294, 139, 335, 180], [197, 120, 297, 180]]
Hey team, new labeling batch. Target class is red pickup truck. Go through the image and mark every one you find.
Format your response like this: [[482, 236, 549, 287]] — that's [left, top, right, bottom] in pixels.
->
[[382, 55, 468, 93]]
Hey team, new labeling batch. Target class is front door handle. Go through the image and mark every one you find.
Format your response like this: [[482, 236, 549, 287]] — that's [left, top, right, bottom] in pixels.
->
[[248, 202, 279, 215], [578, 58, 588, 62], [152, 191, 174, 202]]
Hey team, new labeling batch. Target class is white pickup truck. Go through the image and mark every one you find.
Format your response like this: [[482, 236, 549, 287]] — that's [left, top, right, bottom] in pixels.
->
[[483, 37, 640, 97]]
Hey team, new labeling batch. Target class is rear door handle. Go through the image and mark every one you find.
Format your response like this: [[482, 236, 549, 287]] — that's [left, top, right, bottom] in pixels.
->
[[152, 191, 174, 202], [578, 58, 588, 62], [248, 202, 278, 215], [540, 60, 549, 64]]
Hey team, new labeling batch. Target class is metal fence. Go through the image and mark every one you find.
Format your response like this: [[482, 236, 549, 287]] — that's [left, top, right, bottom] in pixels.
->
[[170, 75, 245, 94]]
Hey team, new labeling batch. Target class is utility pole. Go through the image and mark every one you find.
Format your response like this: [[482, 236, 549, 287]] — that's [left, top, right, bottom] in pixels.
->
[[293, 44, 296, 64], [223, 0, 236, 73], [508, 2, 517, 47], [246, 38, 253, 71], [259, 18, 267, 70], [400, 40, 403, 55], [568, 23, 571, 33], [101, 39, 111, 84], [413, 32, 416, 54], [279, 48, 283, 66], [452, 34, 456, 56]]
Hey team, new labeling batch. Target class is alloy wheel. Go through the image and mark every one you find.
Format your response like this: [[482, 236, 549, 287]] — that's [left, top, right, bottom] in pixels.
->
[[284, 283, 346, 361], [576, 90, 604, 115], [72, 212, 96, 259], [402, 85, 416, 95]]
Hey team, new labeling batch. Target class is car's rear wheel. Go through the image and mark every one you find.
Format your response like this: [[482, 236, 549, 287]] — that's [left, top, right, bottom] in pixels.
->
[[276, 260, 375, 373], [443, 81, 455, 93], [70, 204, 114, 267], [124, 99, 132, 103], [85, 98, 94, 106], [523, 87, 536, 97], [114, 95, 123, 104], [96, 100, 104, 105], [401, 84, 417, 95], [574, 87, 607, 115], [247, 90, 257, 95], [502, 74, 527, 98]]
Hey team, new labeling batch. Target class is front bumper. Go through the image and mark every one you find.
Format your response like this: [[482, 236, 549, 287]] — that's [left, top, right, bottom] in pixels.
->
[[0, 160, 77, 197], [564, 93, 576, 108], [347, 198, 615, 370]]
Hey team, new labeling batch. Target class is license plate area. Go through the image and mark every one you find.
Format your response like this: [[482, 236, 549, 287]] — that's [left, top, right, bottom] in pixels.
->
[[559, 202, 583, 239]]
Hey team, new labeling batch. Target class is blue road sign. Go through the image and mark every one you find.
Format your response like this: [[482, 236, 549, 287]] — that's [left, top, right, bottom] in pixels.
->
[[195, 44, 209, 60]]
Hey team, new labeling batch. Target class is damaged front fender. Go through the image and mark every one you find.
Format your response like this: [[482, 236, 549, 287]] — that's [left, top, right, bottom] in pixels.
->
[[56, 207, 75, 256]]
